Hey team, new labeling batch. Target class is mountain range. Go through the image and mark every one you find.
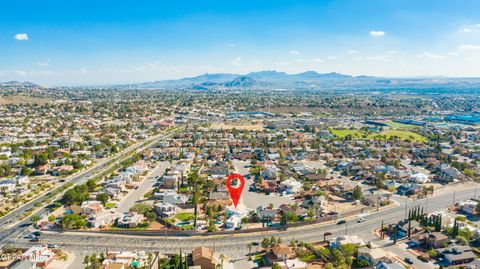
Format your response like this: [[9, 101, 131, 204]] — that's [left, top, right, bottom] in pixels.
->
[[112, 70, 480, 90], [3, 71, 480, 90]]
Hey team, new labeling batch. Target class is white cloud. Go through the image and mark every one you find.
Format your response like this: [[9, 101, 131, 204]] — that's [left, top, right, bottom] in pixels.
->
[[231, 57, 243, 66], [459, 24, 480, 33], [229, 43, 235, 47], [385, 50, 398, 55], [14, 33, 29, 41], [416, 52, 445, 60], [457, 44, 480, 51], [14, 70, 27, 76], [346, 50, 358, 54], [37, 59, 51, 67], [327, 56, 337, 60], [448, 44, 480, 56], [295, 58, 306, 63], [369, 31, 386, 37], [312, 58, 324, 63], [290, 50, 300, 55]]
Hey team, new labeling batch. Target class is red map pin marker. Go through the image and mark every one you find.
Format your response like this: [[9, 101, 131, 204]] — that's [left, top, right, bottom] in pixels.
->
[[226, 173, 245, 208]]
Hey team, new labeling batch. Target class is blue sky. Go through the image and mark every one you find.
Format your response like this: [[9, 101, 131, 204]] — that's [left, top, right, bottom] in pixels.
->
[[1, 0, 480, 85]]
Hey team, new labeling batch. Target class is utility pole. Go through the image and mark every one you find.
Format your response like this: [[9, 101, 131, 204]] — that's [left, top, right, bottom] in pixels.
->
[[475, 186, 477, 200], [345, 221, 348, 235], [453, 190, 456, 206], [376, 194, 379, 211], [425, 197, 429, 213], [404, 201, 408, 219]]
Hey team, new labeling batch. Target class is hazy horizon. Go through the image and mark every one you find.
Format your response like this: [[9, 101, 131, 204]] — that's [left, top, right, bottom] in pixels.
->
[[2, 0, 480, 85]]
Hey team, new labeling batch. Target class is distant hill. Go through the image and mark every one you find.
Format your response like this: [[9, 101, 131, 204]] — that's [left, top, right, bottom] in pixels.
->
[[0, 81, 41, 88], [224, 76, 268, 87], [5, 71, 480, 90], [112, 70, 360, 89]]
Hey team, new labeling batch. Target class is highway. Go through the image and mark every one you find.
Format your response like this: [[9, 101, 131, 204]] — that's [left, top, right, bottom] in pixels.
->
[[7, 182, 478, 269], [0, 129, 177, 246]]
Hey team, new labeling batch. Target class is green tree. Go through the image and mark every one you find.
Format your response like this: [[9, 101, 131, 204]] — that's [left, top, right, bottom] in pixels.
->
[[352, 185, 363, 200], [272, 263, 281, 269], [86, 179, 97, 192], [95, 193, 109, 205], [30, 215, 41, 226]]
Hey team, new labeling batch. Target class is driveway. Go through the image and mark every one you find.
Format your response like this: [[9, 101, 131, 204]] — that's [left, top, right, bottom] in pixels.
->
[[232, 160, 294, 209], [115, 161, 169, 214]]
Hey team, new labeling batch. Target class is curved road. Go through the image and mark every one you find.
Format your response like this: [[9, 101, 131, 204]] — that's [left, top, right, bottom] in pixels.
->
[[8, 183, 478, 268]]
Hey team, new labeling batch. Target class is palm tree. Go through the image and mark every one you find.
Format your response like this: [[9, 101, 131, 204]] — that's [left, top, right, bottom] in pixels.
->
[[218, 254, 225, 269], [247, 243, 253, 260], [83, 255, 90, 267]]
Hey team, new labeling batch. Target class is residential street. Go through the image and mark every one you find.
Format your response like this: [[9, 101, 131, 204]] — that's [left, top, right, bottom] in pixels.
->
[[232, 160, 294, 209], [115, 161, 169, 214]]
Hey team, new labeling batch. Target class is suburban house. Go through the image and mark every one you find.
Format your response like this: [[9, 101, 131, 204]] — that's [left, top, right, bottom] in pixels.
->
[[153, 202, 178, 218], [357, 247, 388, 266], [272, 244, 293, 260], [21, 245, 54, 268], [457, 200, 478, 215], [80, 201, 104, 215], [154, 190, 188, 205], [117, 212, 144, 228], [436, 245, 477, 266], [409, 173, 430, 184], [279, 178, 303, 194], [161, 174, 178, 189], [87, 211, 118, 228], [438, 164, 463, 183], [192, 247, 218, 269], [426, 232, 449, 249]]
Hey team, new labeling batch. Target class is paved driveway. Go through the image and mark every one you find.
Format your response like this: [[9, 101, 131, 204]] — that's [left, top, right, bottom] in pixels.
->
[[115, 161, 169, 213], [232, 160, 294, 209]]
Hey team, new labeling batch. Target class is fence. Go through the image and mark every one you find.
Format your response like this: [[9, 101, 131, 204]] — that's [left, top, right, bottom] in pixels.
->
[[54, 206, 369, 237]]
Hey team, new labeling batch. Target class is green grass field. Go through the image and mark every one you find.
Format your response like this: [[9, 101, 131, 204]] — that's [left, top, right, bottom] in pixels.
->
[[175, 212, 195, 221], [330, 128, 427, 142], [370, 130, 428, 142], [329, 129, 365, 138], [384, 121, 420, 129]]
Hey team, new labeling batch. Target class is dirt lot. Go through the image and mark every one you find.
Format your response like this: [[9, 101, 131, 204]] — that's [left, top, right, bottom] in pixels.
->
[[0, 95, 51, 105], [209, 123, 265, 131]]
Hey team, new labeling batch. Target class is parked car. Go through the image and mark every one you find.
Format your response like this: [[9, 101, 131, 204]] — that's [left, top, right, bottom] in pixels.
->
[[404, 258, 414, 265], [30, 237, 40, 242], [337, 219, 346, 225], [357, 217, 366, 223]]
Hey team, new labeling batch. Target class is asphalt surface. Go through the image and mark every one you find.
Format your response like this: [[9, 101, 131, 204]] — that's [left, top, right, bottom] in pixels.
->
[[7, 182, 477, 269], [232, 160, 294, 209], [115, 161, 169, 214]]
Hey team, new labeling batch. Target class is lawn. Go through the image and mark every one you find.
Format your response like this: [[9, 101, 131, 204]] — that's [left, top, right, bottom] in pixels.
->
[[105, 202, 116, 208], [330, 128, 427, 142], [384, 121, 420, 129], [369, 130, 428, 142], [175, 212, 194, 221], [298, 254, 317, 262], [329, 129, 365, 138]]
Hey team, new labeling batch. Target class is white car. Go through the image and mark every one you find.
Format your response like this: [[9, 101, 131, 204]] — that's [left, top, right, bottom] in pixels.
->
[[357, 217, 366, 223]]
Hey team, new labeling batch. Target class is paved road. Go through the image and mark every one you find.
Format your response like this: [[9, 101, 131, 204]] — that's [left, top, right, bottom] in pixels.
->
[[115, 161, 169, 214], [232, 160, 294, 209], [0, 130, 177, 246], [9, 183, 477, 269]]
